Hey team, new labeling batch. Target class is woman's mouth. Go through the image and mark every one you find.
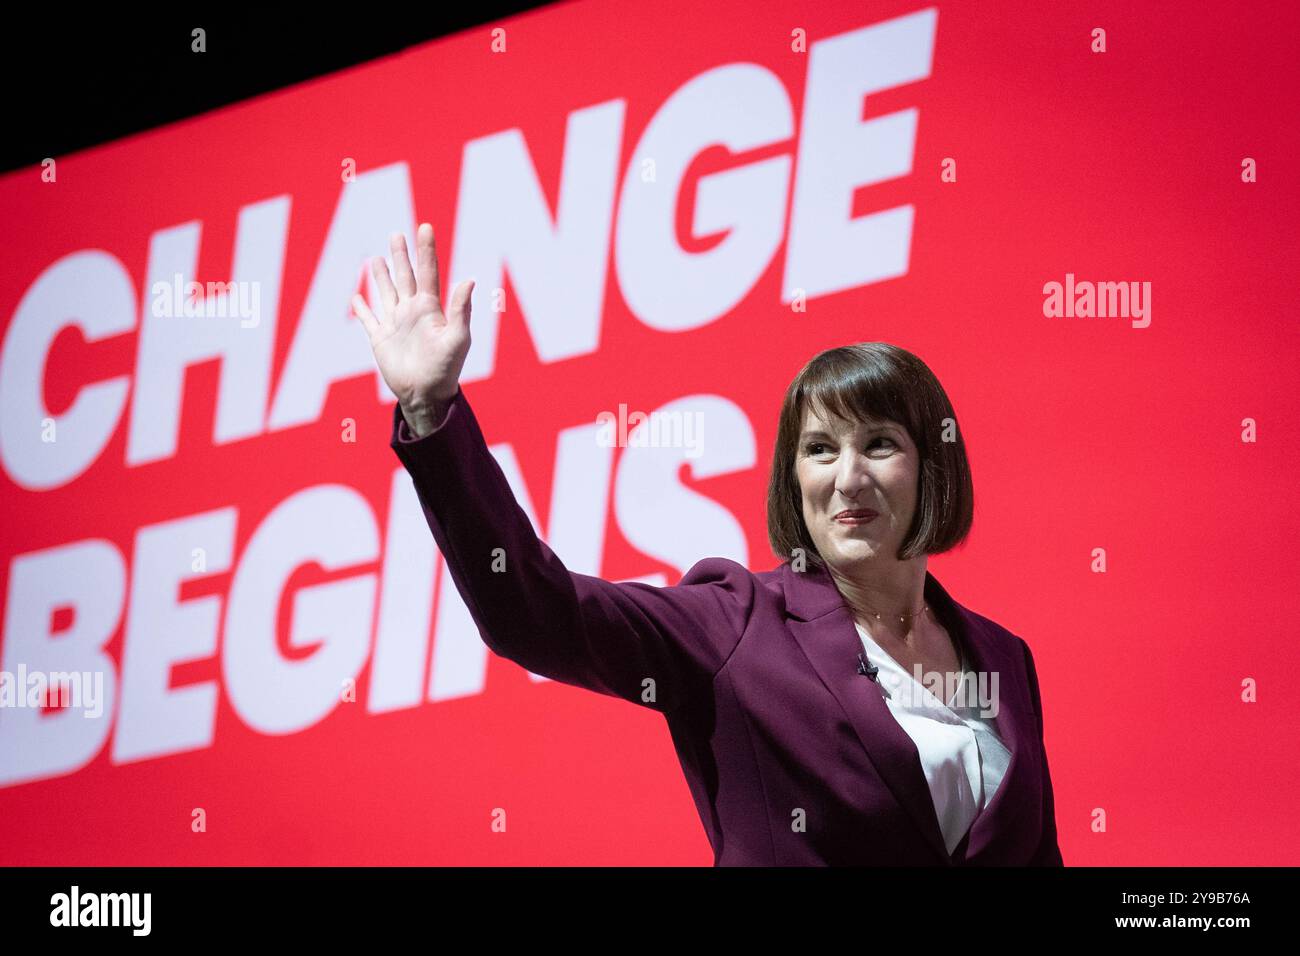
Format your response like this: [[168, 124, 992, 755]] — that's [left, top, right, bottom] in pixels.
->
[[834, 509, 878, 525]]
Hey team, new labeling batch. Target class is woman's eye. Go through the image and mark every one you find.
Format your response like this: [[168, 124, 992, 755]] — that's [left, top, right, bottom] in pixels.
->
[[806, 438, 893, 456]]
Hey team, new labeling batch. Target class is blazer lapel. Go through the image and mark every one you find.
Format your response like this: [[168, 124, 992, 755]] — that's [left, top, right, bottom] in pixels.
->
[[782, 560, 1030, 864], [926, 571, 1032, 861]]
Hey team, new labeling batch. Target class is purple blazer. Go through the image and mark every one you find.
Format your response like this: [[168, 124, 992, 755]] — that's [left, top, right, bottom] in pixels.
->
[[390, 388, 1064, 866]]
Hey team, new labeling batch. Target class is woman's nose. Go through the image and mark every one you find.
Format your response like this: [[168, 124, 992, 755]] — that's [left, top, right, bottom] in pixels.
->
[[835, 455, 871, 497]]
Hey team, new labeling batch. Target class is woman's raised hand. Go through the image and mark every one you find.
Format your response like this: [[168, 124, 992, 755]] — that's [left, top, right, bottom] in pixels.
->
[[353, 223, 474, 425]]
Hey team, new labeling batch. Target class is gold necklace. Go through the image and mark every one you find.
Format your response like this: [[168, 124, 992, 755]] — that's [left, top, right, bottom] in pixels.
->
[[857, 602, 929, 626]]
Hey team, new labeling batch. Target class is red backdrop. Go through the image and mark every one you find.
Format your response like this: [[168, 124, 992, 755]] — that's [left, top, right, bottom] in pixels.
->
[[1, 0, 1297, 865]]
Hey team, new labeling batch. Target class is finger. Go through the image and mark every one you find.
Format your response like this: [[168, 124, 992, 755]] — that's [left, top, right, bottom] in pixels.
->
[[415, 222, 443, 308], [390, 231, 417, 298], [448, 278, 476, 331], [371, 256, 399, 315], [351, 293, 379, 339]]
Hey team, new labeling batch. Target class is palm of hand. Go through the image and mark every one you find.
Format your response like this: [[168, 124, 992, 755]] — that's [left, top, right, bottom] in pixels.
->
[[352, 223, 474, 409]]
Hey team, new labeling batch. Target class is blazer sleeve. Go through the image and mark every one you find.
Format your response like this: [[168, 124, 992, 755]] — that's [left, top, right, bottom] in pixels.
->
[[388, 386, 754, 714], [1020, 638, 1065, 866]]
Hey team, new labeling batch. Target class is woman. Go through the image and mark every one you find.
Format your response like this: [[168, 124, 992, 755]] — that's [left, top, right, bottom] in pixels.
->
[[353, 224, 1064, 866]]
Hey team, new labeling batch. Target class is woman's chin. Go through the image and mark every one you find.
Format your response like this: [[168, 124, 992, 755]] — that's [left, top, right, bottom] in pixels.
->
[[830, 541, 882, 564]]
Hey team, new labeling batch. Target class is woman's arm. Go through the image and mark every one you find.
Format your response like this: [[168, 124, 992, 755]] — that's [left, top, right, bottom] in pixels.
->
[[388, 386, 752, 713], [1021, 638, 1065, 865], [357, 224, 752, 714]]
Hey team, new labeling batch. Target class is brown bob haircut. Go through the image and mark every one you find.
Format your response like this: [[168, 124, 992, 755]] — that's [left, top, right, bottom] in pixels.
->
[[767, 342, 974, 569]]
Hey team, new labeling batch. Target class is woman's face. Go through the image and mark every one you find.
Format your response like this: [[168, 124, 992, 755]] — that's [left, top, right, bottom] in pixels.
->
[[794, 401, 920, 572]]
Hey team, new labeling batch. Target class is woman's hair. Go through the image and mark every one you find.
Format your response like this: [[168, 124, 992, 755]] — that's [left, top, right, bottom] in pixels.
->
[[767, 342, 974, 569]]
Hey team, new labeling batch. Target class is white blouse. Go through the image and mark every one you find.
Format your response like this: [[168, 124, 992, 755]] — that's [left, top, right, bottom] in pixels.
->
[[854, 621, 1012, 855]]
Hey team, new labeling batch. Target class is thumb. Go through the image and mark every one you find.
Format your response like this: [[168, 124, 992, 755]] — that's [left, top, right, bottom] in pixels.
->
[[449, 278, 475, 330]]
